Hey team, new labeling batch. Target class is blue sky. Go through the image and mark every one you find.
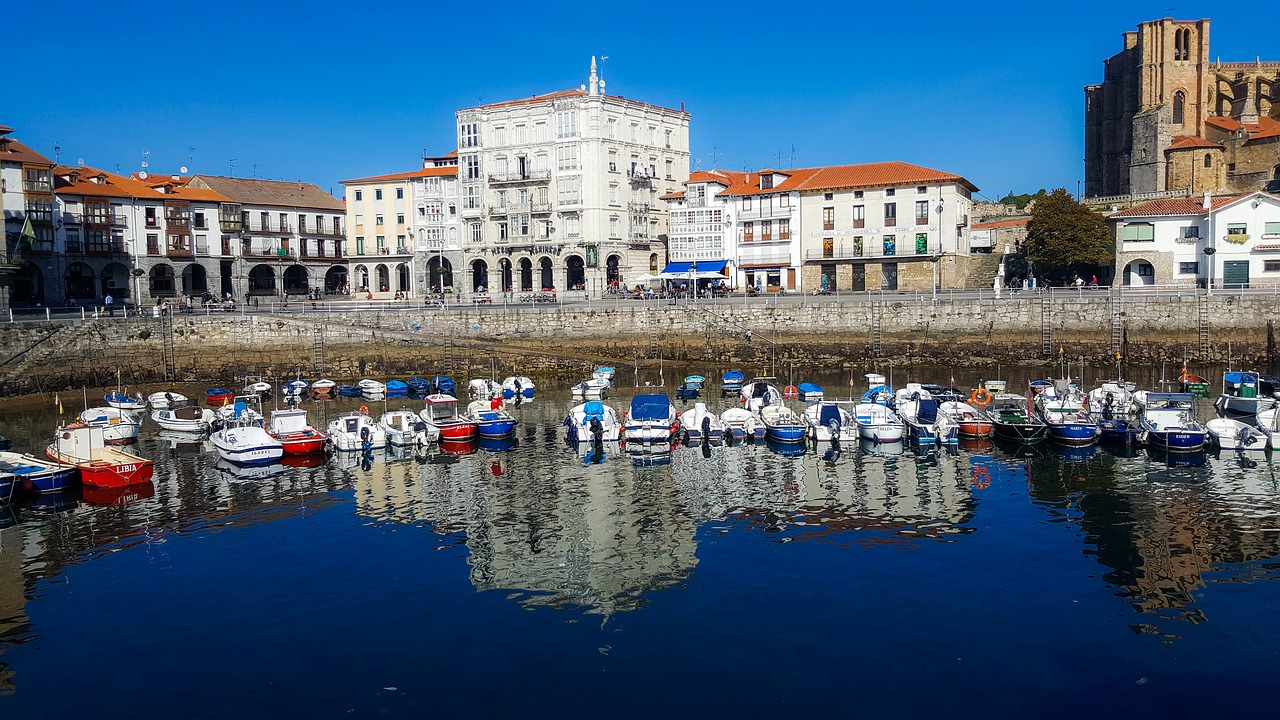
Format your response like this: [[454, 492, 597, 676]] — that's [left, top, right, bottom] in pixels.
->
[[6, 1, 1276, 201]]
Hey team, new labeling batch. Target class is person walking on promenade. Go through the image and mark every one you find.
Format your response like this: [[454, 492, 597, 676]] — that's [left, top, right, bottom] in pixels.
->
[[104, 293, 114, 316]]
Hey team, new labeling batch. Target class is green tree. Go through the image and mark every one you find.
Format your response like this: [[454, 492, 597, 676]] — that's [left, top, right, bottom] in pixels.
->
[[1023, 188, 1113, 283], [998, 188, 1048, 210]]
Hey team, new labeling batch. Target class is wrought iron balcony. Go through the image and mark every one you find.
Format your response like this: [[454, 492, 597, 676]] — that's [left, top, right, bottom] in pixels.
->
[[487, 170, 551, 184]]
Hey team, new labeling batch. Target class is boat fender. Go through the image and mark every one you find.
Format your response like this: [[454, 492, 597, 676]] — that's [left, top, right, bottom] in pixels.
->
[[359, 405, 369, 415], [970, 388, 992, 407]]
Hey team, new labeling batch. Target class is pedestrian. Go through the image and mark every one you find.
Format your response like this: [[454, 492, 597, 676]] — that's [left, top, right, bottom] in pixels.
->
[[745, 329, 753, 342], [104, 293, 114, 316], [1074, 275, 1084, 288], [1090, 275, 1098, 287]]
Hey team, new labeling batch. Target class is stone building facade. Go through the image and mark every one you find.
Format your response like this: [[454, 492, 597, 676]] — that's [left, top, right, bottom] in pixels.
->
[[1085, 17, 1280, 199]]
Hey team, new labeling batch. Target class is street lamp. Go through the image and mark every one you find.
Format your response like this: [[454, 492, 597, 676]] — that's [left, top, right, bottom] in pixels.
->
[[689, 260, 697, 304]]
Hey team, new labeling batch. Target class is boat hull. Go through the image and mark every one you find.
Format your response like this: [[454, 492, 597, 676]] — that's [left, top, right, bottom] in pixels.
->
[[991, 421, 1047, 443], [45, 446, 153, 488], [1046, 423, 1099, 446], [274, 433, 329, 455], [1, 454, 77, 494], [476, 419, 517, 438], [1097, 419, 1143, 446], [1144, 429, 1207, 451], [764, 424, 807, 443], [436, 421, 478, 441], [206, 390, 233, 406]]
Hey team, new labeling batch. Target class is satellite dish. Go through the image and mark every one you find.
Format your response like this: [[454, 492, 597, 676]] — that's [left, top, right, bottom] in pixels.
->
[[138, 171, 149, 180], [180, 166, 188, 174]]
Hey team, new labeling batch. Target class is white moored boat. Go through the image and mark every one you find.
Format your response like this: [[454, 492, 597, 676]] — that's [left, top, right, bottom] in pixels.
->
[[740, 377, 783, 414], [380, 409, 437, 447], [209, 402, 284, 465], [502, 376, 535, 399], [1205, 417, 1269, 451], [468, 379, 503, 400], [572, 367, 615, 397], [620, 394, 677, 443], [358, 379, 386, 397], [565, 400, 621, 442], [802, 401, 858, 443], [721, 407, 763, 441], [311, 379, 337, 398], [77, 406, 143, 443], [242, 381, 273, 399], [678, 402, 726, 443], [328, 408, 388, 452], [151, 406, 217, 433], [148, 391, 189, 410]]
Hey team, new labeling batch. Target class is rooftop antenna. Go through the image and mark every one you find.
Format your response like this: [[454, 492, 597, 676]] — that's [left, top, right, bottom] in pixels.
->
[[600, 55, 609, 95], [141, 151, 150, 170], [708, 146, 720, 167], [187, 146, 195, 167], [229, 159, 238, 177], [790, 145, 797, 168], [53, 142, 60, 164], [253, 164, 258, 180]]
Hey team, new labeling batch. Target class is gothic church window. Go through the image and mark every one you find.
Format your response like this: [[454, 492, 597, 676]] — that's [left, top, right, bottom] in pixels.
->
[[1173, 91, 1185, 125], [1204, 154, 1213, 168]]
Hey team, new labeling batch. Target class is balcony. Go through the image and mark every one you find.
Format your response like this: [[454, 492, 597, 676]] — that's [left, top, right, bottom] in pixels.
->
[[112, 214, 129, 227], [627, 202, 651, 214], [802, 239, 941, 261], [531, 201, 552, 213], [167, 243, 194, 259], [219, 218, 243, 232], [146, 218, 162, 230], [313, 224, 343, 237], [245, 246, 295, 258], [166, 216, 190, 229], [86, 241, 127, 255], [488, 170, 551, 184], [489, 205, 509, 217], [375, 246, 412, 256], [23, 180, 52, 193], [460, 204, 484, 218], [195, 243, 210, 255]]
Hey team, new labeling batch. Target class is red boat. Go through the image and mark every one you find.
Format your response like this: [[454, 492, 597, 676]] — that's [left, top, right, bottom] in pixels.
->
[[421, 394, 478, 441], [46, 424, 154, 488], [938, 401, 995, 438], [206, 388, 234, 406], [266, 409, 329, 454]]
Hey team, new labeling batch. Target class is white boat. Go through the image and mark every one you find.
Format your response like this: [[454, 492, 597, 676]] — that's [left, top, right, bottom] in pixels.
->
[[565, 400, 622, 442], [1215, 372, 1277, 417], [678, 402, 726, 443], [380, 409, 437, 447], [502, 376, 535, 399], [77, 406, 142, 443], [311, 379, 336, 396], [283, 379, 309, 397], [1256, 405, 1280, 449], [894, 384, 957, 445], [853, 401, 905, 443], [419, 394, 479, 441], [465, 400, 519, 437], [151, 406, 217, 433], [147, 390, 189, 409], [210, 403, 284, 465], [740, 377, 783, 413], [1134, 392, 1207, 451], [621, 394, 677, 443], [358, 379, 386, 396], [214, 396, 265, 429], [1087, 380, 1138, 417], [571, 367, 615, 396], [104, 390, 146, 411], [721, 407, 763, 440], [467, 378, 504, 400], [243, 381, 273, 399], [802, 400, 858, 442], [1205, 417, 1269, 451], [328, 409, 388, 452]]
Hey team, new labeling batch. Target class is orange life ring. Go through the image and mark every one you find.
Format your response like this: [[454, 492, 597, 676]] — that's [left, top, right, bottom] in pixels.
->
[[359, 405, 369, 415], [784, 385, 799, 399], [971, 388, 992, 407]]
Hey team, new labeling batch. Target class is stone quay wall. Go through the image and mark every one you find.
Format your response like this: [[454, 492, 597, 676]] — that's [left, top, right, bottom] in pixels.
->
[[1, 293, 1275, 395]]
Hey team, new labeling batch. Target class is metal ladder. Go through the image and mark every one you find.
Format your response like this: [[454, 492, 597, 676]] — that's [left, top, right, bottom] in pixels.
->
[[1040, 295, 1052, 357], [312, 326, 325, 375], [1197, 293, 1210, 358], [160, 311, 176, 381], [442, 333, 455, 374], [1109, 294, 1123, 355], [871, 302, 883, 357], [648, 310, 660, 358]]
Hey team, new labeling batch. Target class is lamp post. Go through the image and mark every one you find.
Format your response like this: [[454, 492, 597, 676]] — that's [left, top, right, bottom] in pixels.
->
[[689, 260, 697, 304]]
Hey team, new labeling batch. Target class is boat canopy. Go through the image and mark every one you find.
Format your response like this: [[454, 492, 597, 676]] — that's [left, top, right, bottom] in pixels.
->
[[684, 375, 706, 385], [861, 385, 893, 403], [593, 367, 615, 378], [818, 404, 842, 427], [722, 369, 745, 383], [1142, 392, 1197, 407], [748, 381, 774, 398], [583, 401, 606, 420], [629, 394, 673, 421], [916, 397, 938, 423], [799, 382, 823, 394]]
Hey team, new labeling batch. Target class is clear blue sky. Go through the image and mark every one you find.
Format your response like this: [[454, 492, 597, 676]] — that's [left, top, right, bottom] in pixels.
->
[[6, 1, 1276, 202]]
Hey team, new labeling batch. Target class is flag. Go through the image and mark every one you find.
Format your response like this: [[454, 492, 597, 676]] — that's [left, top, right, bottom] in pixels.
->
[[55, 393, 63, 415], [20, 216, 37, 247]]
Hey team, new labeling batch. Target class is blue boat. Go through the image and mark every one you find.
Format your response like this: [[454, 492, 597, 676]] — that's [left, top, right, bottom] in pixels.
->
[[407, 378, 431, 395], [1097, 417, 1143, 446], [1138, 392, 1207, 451], [337, 384, 362, 398], [431, 376, 456, 396], [386, 380, 409, 397], [760, 404, 807, 443], [1034, 379, 1099, 446], [466, 401, 518, 438], [676, 375, 704, 401], [0, 451, 78, 494], [721, 369, 745, 396], [283, 379, 309, 396], [798, 382, 824, 401]]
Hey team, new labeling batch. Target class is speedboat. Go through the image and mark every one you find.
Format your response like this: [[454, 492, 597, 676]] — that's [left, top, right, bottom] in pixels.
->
[[721, 407, 763, 441], [798, 382, 824, 401], [429, 376, 457, 396], [802, 400, 858, 443], [358, 379, 386, 396], [1205, 417, 1269, 451], [759, 404, 807, 443], [1136, 392, 1207, 451], [151, 405, 217, 433], [148, 390, 188, 409], [853, 400, 905, 443], [211, 402, 284, 465], [984, 392, 1047, 443], [720, 369, 745, 396], [385, 380, 409, 397], [206, 387, 234, 406], [379, 409, 437, 447], [0, 450, 78, 494], [676, 375, 705, 401], [243, 381, 273, 399], [465, 400, 519, 438], [895, 384, 957, 445], [937, 400, 994, 439], [311, 379, 336, 399], [677, 402, 725, 443], [104, 391, 146, 411], [266, 409, 329, 454], [46, 424, 153, 488], [565, 400, 622, 442], [502, 376, 535, 399], [740, 377, 782, 413], [1088, 380, 1138, 418], [284, 379, 309, 397], [620, 394, 678, 443], [407, 377, 432, 395], [419, 394, 478, 441], [468, 379, 503, 400], [1215, 372, 1273, 417], [572, 367, 615, 397], [1034, 379, 1099, 446], [77, 406, 142, 444], [213, 396, 265, 429], [327, 408, 388, 452]]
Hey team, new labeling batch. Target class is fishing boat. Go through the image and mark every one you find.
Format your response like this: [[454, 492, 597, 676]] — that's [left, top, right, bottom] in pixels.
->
[[759, 404, 808, 443], [565, 400, 622, 442], [242, 380, 273, 399], [0, 450, 78, 494], [210, 402, 284, 465], [429, 376, 457, 396], [571, 367, 615, 397], [385, 380, 409, 397], [1215, 372, 1273, 417], [1205, 417, 1269, 451], [1034, 379, 1099, 446], [1088, 380, 1138, 418], [151, 405, 217, 433], [213, 396, 265, 429], [337, 384, 362, 398], [1254, 405, 1280, 449], [467, 379, 503, 400], [104, 390, 146, 411], [407, 377, 432, 395], [802, 401, 858, 443], [937, 400, 994, 439], [379, 409, 437, 447], [265, 409, 329, 454], [720, 369, 745, 396], [797, 382, 824, 401], [721, 407, 763, 441], [465, 400, 519, 438], [283, 378, 309, 397], [46, 423, 154, 487], [1135, 392, 1207, 451], [501, 376, 535, 399], [77, 406, 143, 444], [327, 407, 388, 452], [676, 375, 705, 401], [894, 384, 958, 445], [677, 402, 725, 443], [206, 387, 234, 406], [984, 391, 1047, 443], [620, 394, 678, 443], [311, 379, 336, 399], [419, 394, 478, 441], [148, 390, 188, 409], [740, 377, 782, 413]]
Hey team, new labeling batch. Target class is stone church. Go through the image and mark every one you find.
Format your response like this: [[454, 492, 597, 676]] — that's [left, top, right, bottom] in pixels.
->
[[1084, 18, 1280, 198]]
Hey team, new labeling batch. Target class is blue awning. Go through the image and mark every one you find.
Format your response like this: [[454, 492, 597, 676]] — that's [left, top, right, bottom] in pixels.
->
[[661, 260, 728, 274]]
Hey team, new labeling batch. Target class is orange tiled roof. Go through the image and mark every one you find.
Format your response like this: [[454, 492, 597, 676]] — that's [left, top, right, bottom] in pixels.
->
[[972, 217, 1031, 230], [1109, 194, 1245, 218], [1205, 115, 1280, 141], [0, 136, 54, 166], [1167, 135, 1221, 150], [341, 167, 458, 185], [716, 168, 823, 197], [660, 191, 685, 200], [55, 166, 164, 199], [795, 161, 976, 193], [189, 175, 345, 210], [0, 124, 14, 134]]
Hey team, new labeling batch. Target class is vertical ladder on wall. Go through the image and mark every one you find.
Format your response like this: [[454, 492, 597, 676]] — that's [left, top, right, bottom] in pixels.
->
[[1197, 294, 1210, 358], [1109, 295, 1123, 355], [442, 334, 455, 374], [648, 311, 660, 358], [1040, 295, 1052, 357], [871, 302, 883, 357], [160, 311, 176, 381], [312, 326, 325, 375]]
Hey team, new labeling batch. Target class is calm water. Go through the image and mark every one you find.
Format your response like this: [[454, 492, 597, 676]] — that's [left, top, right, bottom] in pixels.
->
[[2, 371, 1280, 719]]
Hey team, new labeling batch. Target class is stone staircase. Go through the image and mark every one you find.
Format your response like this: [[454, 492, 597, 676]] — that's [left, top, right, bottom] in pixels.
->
[[962, 249, 1005, 289]]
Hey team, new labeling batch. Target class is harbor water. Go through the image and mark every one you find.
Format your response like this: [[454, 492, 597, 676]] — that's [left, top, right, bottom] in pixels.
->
[[1, 368, 1279, 718]]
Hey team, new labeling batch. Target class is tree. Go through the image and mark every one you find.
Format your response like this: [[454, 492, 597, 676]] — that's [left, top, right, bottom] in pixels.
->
[[1022, 188, 1113, 283], [998, 188, 1048, 210]]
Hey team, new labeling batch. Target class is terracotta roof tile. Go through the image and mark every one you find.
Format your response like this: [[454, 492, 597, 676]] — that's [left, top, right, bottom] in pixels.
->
[[660, 191, 685, 200], [341, 167, 459, 184], [1109, 194, 1245, 218], [1167, 135, 1222, 150], [0, 136, 54, 166], [795, 161, 977, 193], [54, 166, 164, 200], [1205, 115, 1280, 141], [972, 217, 1031, 230], [189, 175, 344, 210]]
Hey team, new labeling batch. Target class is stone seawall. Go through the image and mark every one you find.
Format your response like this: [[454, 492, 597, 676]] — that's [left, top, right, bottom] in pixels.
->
[[1, 293, 1274, 395]]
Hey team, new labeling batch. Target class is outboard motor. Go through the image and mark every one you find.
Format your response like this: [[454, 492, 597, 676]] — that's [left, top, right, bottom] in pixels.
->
[[360, 425, 373, 454], [589, 416, 604, 442]]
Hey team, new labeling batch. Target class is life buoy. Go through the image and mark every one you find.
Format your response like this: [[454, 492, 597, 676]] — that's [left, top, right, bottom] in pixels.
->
[[972, 465, 991, 490], [359, 405, 369, 415], [784, 385, 799, 399], [971, 387, 992, 407]]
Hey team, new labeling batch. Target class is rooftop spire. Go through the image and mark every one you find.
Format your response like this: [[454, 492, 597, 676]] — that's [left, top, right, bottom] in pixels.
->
[[589, 56, 599, 95]]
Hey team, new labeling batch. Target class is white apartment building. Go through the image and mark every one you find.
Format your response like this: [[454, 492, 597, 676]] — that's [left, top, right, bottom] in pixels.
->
[[453, 58, 690, 294], [1110, 191, 1280, 288], [661, 170, 744, 286]]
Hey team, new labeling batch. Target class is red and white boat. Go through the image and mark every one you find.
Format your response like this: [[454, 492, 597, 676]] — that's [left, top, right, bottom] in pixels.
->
[[266, 409, 329, 455], [46, 424, 154, 488], [420, 394, 478, 441], [937, 400, 995, 438]]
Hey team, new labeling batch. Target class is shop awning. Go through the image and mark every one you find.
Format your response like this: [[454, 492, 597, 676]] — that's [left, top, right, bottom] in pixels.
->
[[661, 260, 728, 275]]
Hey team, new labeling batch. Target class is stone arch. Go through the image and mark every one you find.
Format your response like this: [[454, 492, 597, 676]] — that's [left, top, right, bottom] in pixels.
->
[[471, 258, 489, 292], [65, 261, 95, 300], [1122, 259, 1155, 287], [12, 262, 43, 304], [248, 264, 276, 295], [356, 264, 370, 291], [149, 264, 176, 297], [1204, 153, 1213, 168], [181, 263, 208, 294], [325, 265, 348, 293], [1173, 90, 1185, 125], [283, 265, 309, 295], [564, 255, 585, 290], [427, 256, 452, 291], [101, 261, 129, 299], [606, 254, 621, 285], [375, 263, 390, 292], [519, 257, 533, 291], [396, 263, 410, 293], [649, 253, 659, 272], [538, 256, 554, 290]]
